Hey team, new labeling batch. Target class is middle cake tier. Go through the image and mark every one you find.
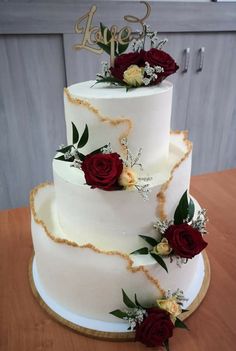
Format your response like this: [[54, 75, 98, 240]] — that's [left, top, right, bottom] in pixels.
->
[[53, 131, 192, 253]]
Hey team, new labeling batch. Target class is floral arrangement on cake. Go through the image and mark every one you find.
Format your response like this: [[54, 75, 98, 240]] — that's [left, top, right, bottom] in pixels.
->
[[95, 23, 179, 89], [131, 191, 208, 272], [55, 122, 152, 198], [110, 289, 188, 349]]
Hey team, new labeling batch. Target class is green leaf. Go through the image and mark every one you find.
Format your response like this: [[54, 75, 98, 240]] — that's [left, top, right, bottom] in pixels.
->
[[96, 41, 111, 55], [54, 155, 74, 162], [110, 309, 128, 319], [118, 42, 129, 55], [96, 76, 127, 86], [174, 190, 189, 224], [150, 253, 168, 273], [181, 309, 189, 313], [117, 29, 129, 55], [175, 317, 189, 330], [122, 289, 136, 308], [100, 22, 112, 42], [126, 85, 133, 92], [188, 197, 195, 222], [130, 247, 149, 255], [134, 293, 144, 309], [163, 339, 170, 351], [139, 235, 158, 247], [77, 124, 89, 148], [56, 145, 72, 153], [54, 155, 66, 161], [77, 151, 85, 161], [72, 122, 79, 144]]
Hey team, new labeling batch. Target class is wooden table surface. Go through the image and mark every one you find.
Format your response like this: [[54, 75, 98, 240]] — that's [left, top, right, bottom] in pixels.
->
[[1, 169, 236, 351]]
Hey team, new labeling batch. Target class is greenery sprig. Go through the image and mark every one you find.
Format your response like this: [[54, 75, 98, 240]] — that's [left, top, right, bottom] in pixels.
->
[[130, 191, 195, 273], [55, 122, 89, 162], [110, 289, 189, 350], [55, 123, 108, 163]]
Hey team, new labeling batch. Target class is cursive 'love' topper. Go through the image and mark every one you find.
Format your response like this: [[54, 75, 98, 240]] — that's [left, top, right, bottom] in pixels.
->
[[74, 1, 151, 67], [73, 1, 179, 89]]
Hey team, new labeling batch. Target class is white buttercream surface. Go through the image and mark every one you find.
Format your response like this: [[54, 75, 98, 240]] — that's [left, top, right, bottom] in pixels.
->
[[68, 80, 172, 99], [31, 184, 205, 323], [52, 132, 192, 252], [64, 80, 173, 171]]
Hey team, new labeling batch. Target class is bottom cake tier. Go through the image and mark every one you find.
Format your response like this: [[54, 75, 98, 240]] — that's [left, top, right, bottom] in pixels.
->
[[30, 182, 210, 339]]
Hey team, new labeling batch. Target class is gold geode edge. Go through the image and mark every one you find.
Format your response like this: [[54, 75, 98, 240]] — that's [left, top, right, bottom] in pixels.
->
[[30, 182, 165, 296], [157, 130, 193, 220], [64, 87, 133, 156], [64, 89, 192, 220], [30, 129, 192, 297]]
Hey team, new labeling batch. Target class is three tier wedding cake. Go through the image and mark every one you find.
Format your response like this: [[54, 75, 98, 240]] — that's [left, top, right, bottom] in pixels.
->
[[30, 7, 209, 349]]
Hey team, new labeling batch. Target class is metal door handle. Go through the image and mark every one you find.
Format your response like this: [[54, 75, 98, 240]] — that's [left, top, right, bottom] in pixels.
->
[[182, 48, 190, 73], [197, 47, 205, 72]]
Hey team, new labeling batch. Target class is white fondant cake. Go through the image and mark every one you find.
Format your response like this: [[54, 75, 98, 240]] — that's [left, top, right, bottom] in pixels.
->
[[30, 79, 206, 333]]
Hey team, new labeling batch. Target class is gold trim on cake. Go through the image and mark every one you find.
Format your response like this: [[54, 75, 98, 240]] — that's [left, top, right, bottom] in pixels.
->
[[28, 251, 210, 341], [156, 130, 193, 220], [64, 88, 133, 155], [30, 182, 165, 296]]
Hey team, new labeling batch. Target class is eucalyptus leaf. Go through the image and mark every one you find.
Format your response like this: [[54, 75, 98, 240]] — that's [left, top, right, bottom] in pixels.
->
[[130, 247, 149, 255], [175, 317, 189, 330], [188, 197, 195, 222], [139, 235, 158, 247], [77, 124, 89, 148], [150, 253, 168, 273], [174, 190, 188, 224], [56, 145, 72, 153], [72, 122, 79, 144], [163, 339, 170, 351], [122, 289, 136, 308], [110, 309, 128, 319]]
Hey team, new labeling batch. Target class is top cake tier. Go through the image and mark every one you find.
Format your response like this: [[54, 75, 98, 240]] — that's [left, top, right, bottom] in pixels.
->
[[64, 80, 173, 172]]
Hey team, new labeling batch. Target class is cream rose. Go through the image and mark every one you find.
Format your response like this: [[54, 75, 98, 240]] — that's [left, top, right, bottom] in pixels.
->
[[153, 238, 172, 256], [157, 298, 182, 321], [123, 65, 144, 87], [119, 167, 138, 189]]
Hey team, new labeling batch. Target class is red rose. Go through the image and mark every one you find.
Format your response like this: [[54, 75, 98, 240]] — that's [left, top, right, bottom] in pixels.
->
[[165, 223, 207, 259], [144, 48, 179, 83], [110, 51, 145, 81], [81, 152, 123, 190], [135, 308, 174, 347]]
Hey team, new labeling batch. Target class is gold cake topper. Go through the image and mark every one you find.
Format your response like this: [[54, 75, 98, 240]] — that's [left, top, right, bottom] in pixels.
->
[[74, 1, 151, 66]]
